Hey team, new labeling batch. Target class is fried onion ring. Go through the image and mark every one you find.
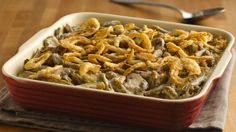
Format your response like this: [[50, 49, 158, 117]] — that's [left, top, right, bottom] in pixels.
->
[[24, 52, 52, 70]]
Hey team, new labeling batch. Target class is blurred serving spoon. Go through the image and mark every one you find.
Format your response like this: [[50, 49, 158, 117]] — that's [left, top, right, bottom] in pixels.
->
[[112, 0, 225, 22]]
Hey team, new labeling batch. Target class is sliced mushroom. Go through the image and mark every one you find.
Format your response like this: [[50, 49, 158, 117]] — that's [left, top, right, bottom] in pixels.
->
[[63, 24, 73, 33], [151, 37, 165, 49], [153, 49, 163, 58], [124, 73, 149, 95], [44, 36, 60, 46], [54, 27, 64, 40], [71, 72, 83, 85], [59, 67, 73, 78], [51, 53, 63, 65]]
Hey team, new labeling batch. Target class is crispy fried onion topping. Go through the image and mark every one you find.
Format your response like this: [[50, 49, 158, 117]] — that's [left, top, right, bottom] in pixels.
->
[[20, 18, 227, 99]]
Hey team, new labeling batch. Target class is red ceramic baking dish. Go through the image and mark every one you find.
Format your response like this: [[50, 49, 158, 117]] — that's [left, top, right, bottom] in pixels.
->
[[2, 12, 235, 131]]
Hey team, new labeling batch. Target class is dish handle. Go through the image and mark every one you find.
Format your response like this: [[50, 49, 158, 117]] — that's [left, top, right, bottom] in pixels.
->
[[18, 28, 48, 52], [211, 50, 233, 79]]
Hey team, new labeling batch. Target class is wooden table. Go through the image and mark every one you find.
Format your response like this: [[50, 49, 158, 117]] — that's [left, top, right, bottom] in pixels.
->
[[0, 0, 235, 131]]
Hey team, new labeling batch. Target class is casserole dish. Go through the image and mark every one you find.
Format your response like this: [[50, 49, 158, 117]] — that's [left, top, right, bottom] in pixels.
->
[[2, 12, 235, 130]]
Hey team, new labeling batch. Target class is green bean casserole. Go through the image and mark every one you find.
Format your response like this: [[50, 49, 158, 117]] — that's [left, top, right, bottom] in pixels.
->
[[18, 18, 227, 99]]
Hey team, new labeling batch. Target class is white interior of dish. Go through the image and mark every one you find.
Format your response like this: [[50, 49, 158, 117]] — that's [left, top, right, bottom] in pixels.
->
[[2, 12, 235, 102]]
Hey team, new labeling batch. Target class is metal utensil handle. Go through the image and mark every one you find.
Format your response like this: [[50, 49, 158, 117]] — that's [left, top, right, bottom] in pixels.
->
[[113, 0, 185, 15]]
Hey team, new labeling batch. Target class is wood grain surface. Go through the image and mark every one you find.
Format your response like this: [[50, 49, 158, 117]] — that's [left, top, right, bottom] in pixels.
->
[[0, 0, 235, 131]]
